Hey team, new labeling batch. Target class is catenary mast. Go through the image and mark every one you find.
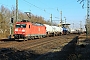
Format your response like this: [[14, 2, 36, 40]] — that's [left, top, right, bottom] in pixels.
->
[[77, 0, 90, 36]]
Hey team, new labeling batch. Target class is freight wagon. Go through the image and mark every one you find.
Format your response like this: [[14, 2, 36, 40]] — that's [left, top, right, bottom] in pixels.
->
[[44, 24, 63, 36], [62, 27, 70, 35], [13, 20, 46, 40]]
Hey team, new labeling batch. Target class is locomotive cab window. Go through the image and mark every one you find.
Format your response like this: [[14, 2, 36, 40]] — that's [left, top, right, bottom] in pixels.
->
[[16, 24, 26, 28]]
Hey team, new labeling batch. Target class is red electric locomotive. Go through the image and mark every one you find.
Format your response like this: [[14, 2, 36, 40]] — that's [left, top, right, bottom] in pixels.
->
[[13, 20, 46, 40]]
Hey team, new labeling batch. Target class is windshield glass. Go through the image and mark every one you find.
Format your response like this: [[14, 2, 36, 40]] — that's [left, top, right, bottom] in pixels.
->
[[16, 24, 26, 28]]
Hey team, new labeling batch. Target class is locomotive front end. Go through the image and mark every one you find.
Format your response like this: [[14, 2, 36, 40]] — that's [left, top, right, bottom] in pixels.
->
[[13, 23, 26, 39]]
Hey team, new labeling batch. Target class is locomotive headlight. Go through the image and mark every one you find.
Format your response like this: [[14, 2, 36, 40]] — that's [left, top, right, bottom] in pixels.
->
[[15, 29, 18, 31], [22, 29, 25, 32]]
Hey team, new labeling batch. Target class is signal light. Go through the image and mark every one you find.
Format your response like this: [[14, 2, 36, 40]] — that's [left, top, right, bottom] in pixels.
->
[[11, 18, 13, 23]]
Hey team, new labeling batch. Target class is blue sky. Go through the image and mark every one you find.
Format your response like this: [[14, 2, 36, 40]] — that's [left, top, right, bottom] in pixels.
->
[[0, 0, 87, 29]]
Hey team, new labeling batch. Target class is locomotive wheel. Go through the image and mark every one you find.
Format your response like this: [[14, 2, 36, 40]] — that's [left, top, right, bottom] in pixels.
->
[[24, 38, 28, 41], [40, 36, 42, 38], [38, 36, 42, 39], [31, 36, 34, 40], [25, 36, 34, 40], [25, 37, 29, 41], [42, 35, 46, 38]]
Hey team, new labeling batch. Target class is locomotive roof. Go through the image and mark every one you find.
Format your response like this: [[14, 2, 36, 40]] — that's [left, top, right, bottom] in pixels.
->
[[16, 21, 44, 26], [16, 21, 31, 24]]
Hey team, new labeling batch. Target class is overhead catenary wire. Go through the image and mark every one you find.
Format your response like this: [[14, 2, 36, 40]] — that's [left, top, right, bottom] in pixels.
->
[[77, 0, 86, 8], [22, 0, 65, 24], [77, 0, 90, 36], [23, 0, 50, 14], [23, 0, 62, 19]]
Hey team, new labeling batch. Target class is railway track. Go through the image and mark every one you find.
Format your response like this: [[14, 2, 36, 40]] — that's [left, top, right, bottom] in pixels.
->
[[0, 34, 77, 49], [0, 34, 78, 60]]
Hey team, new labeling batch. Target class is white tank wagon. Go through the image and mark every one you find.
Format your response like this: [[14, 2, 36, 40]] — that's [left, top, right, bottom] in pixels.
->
[[70, 28, 84, 34], [51, 26, 63, 36], [43, 24, 53, 36], [44, 24, 63, 36]]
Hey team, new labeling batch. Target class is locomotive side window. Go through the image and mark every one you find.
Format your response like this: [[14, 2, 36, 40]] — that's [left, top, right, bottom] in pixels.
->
[[21, 24, 26, 28], [29, 25, 30, 28], [16, 24, 26, 28]]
